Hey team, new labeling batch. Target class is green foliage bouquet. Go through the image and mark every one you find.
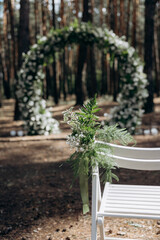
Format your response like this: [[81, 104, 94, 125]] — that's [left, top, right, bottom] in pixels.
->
[[63, 96, 134, 214]]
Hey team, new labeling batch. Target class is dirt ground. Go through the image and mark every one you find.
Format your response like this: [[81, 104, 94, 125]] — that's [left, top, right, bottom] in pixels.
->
[[1, 99, 160, 240]]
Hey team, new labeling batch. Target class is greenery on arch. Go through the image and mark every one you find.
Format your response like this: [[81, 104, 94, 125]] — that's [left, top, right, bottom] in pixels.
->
[[16, 21, 148, 135]]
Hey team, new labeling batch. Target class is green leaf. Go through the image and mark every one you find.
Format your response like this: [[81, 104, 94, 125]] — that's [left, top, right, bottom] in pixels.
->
[[92, 108, 101, 113], [96, 124, 135, 145]]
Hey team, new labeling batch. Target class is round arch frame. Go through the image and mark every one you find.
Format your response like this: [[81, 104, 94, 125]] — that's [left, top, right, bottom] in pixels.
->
[[17, 21, 148, 135]]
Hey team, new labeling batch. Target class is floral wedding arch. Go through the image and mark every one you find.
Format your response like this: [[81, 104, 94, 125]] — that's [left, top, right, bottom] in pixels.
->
[[16, 21, 148, 135]]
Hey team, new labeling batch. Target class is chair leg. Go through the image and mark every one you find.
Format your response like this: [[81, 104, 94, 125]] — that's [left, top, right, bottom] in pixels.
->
[[91, 217, 97, 240], [97, 217, 105, 240]]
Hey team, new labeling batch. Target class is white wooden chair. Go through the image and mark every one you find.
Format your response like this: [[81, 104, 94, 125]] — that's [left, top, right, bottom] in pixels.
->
[[91, 141, 160, 240]]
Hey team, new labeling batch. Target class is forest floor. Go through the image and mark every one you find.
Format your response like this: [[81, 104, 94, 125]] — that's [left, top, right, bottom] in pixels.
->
[[1, 98, 160, 240]]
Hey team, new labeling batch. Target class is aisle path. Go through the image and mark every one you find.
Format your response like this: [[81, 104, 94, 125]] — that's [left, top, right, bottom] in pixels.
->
[[1, 99, 160, 147]]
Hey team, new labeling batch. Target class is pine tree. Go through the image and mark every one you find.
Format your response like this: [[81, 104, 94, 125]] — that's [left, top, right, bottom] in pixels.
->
[[15, 0, 30, 120], [3, 0, 11, 99], [144, 0, 158, 113], [52, 0, 59, 104], [18, 0, 30, 68]]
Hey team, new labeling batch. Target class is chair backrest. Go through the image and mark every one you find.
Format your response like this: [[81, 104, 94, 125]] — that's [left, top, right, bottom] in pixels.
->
[[95, 140, 160, 171]]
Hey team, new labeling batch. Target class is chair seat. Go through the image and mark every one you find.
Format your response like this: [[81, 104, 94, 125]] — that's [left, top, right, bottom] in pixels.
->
[[98, 183, 160, 220]]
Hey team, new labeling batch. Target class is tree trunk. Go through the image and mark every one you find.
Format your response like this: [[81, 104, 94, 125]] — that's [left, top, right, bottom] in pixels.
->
[[154, 9, 160, 96], [86, 46, 97, 98], [137, 0, 143, 56], [42, 0, 47, 36], [0, 75, 2, 107], [101, 53, 108, 95], [75, 44, 87, 105], [119, 0, 125, 36], [59, 0, 67, 101], [0, 25, 4, 107], [52, 0, 58, 104], [74, 0, 79, 18], [0, 55, 4, 108], [18, 0, 30, 68], [46, 67, 52, 99], [90, 0, 94, 23], [144, 0, 157, 113], [15, 0, 30, 120], [46, 0, 52, 28], [113, 0, 118, 35], [82, 0, 91, 22], [106, 0, 111, 28], [100, 0, 103, 25], [8, 0, 16, 81], [52, 0, 56, 29], [60, 0, 65, 26], [67, 49, 73, 95], [106, 54, 111, 94], [113, 59, 119, 101], [132, 0, 138, 47], [126, 0, 131, 41], [100, 0, 108, 95], [62, 50, 67, 101], [42, 0, 51, 99], [86, 0, 97, 99], [3, 0, 11, 99], [75, 0, 97, 105], [109, 0, 114, 30], [34, 0, 39, 40], [75, 0, 89, 105]]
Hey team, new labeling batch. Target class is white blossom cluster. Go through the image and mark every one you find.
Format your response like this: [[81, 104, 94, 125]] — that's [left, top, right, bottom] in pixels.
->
[[66, 134, 86, 152], [16, 41, 59, 135], [103, 29, 148, 133], [63, 108, 89, 152], [17, 22, 148, 135]]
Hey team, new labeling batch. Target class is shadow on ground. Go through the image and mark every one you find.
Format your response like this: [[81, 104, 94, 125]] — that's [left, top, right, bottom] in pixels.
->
[[0, 140, 160, 240], [0, 140, 83, 239]]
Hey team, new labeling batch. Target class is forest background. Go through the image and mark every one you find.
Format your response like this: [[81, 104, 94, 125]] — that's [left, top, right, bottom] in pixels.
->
[[0, 0, 160, 116]]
